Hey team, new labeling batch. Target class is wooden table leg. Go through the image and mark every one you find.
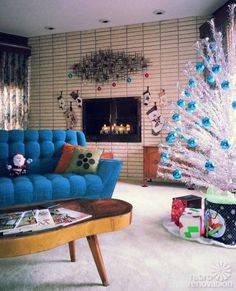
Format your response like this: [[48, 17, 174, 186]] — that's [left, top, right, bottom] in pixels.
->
[[87, 235, 109, 286], [68, 240, 76, 262]]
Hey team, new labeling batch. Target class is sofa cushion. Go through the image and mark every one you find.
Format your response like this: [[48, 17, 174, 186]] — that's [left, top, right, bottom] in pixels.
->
[[66, 147, 103, 174], [54, 143, 75, 173], [44, 173, 87, 200], [55, 144, 109, 174], [0, 173, 103, 207]]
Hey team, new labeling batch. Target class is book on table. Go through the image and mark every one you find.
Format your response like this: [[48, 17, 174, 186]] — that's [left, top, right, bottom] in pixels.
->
[[0, 206, 92, 235]]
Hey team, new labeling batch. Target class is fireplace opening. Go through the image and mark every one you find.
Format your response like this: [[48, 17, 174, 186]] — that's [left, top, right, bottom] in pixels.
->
[[83, 97, 141, 142]]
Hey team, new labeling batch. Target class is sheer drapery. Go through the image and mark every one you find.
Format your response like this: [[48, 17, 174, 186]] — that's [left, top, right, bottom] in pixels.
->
[[0, 51, 29, 129]]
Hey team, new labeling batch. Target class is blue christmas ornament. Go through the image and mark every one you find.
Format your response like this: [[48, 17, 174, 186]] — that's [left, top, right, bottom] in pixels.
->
[[232, 100, 236, 109], [177, 99, 185, 108], [189, 79, 196, 88], [220, 139, 231, 150], [184, 90, 192, 97], [205, 160, 215, 172], [161, 152, 170, 159], [212, 64, 222, 74], [202, 116, 211, 127], [187, 137, 197, 148], [172, 113, 181, 122], [209, 42, 216, 53], [187, 101, 197, 112], [172, 169, 182, 180], [196, 62, 205, 72], [166, 131, 177, 144], [127, 76, 132, 83], [207, 75, 215, 84], [221, 80, 230, 90]]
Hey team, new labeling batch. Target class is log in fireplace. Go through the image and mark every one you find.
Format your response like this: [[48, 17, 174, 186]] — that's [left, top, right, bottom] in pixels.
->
[[82, 97, 141, 142]]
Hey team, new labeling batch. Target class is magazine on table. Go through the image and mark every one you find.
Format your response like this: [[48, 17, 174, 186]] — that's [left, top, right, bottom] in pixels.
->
[[17, 210, 38, 229], [2, 210, 39, 235], [37, 209, 55, 228], [0, 206, 92, 235], [49, 207, 92, 226], [0, 211, 24, 233]]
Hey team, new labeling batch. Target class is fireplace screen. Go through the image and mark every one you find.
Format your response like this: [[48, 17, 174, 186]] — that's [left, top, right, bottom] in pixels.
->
[[83, 97, 141, 142]]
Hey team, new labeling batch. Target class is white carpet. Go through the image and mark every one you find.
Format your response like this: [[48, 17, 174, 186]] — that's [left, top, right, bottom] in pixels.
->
[[0, 181, 236, 291]]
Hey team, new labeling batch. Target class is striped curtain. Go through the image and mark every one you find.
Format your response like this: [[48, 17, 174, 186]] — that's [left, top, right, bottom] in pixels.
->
[[0, 51, 29, 129]]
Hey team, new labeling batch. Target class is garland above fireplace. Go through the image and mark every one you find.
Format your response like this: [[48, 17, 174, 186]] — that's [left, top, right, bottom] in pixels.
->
[[83, 97, 141, 142], [72, 50, 148, 83]]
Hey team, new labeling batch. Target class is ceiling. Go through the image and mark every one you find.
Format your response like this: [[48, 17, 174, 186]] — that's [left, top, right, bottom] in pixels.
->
[[0, 0, 228, 37]]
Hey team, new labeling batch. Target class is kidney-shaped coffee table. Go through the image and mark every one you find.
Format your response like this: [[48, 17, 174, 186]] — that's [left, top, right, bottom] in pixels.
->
[[0, 198, 132, 286]]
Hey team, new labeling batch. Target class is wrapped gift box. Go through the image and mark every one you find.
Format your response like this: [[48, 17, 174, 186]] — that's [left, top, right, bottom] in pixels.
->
[[205, 199, 236, 245], [179, 208, 205, 237], [171, 195, 202, 226], [204, 186, 236, 245]]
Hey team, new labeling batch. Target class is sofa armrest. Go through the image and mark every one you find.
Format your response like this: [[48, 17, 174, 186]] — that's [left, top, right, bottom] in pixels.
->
[[97, 159, 122, 198], [77, 131, 86, 146]]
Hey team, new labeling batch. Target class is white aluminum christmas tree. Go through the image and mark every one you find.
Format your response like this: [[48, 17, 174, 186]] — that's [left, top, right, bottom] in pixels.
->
[[158, 5, 236, 192]]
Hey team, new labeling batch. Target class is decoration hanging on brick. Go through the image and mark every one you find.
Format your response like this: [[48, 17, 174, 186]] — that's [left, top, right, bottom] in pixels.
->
[[57, 91, 66, 111], [72, 49, 149, 83], [67, 72, 73, 79], [127, 76, 132, 83], [70, 90, 82, 108], [65, 101, 77, 130], [143, 86, 151, 106], [57, 91, 77, 130], [146, 102, 165, 136]]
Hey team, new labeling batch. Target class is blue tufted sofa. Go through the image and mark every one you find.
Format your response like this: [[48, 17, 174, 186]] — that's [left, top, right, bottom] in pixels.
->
[[0, 130, 122, 208]]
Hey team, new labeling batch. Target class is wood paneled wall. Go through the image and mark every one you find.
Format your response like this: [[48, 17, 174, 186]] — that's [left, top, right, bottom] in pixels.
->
[[28, 16, 208, 181]]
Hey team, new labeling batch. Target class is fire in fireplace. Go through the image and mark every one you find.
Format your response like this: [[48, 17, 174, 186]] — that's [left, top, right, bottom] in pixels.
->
[[83, 97, 141, 142]]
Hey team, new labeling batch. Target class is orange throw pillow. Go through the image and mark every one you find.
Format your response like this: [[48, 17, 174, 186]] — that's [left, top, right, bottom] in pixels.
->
[[54, 144, 75, 173], [54, 144, 111, 173]]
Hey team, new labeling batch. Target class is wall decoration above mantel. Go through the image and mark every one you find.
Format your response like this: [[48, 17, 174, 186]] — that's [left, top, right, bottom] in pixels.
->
[[57, 91, 78, 130], [72, 49, 149, 83]]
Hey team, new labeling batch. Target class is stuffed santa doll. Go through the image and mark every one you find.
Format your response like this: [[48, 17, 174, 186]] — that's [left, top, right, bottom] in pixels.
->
[[7, 153, 32, 177]]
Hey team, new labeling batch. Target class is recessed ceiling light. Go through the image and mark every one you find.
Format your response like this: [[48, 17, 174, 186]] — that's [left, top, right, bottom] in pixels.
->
[[44, 26, 55, 30], [153, 10, 165, 15], [99, 19, 110, 24]]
